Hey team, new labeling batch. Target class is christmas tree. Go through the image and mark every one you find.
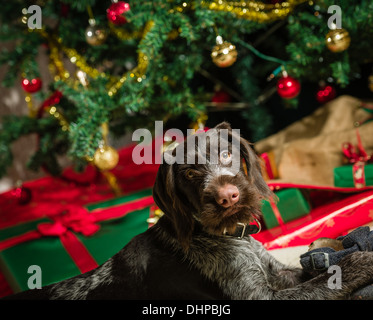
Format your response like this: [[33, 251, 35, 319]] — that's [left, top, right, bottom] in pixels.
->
[[1, 0, 373, 179]]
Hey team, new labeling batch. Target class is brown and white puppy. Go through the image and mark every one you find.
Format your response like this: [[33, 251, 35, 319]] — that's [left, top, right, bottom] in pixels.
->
[[153, 122, 272, 250], [5, 122, 373, 300]]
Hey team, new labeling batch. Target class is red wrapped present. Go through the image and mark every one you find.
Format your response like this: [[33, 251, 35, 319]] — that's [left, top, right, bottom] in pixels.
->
[[260, 151, 278, 181], [254, 187, 373, 250], [0, 140, 161, 297], [334, 128, 373, 188], [0, 189, 155, 294], [261, 188, 311, 229]]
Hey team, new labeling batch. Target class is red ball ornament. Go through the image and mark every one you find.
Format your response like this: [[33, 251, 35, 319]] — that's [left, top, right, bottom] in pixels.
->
[[316, 84, 336, 104], [12, 185, 32, 205], [21, 78, 42, 93], [212, 90, 231, 103], [107, 1, 130, 25], [277, 74, 301, 99]]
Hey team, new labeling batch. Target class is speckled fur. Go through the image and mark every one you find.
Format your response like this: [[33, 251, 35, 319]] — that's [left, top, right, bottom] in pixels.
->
[[49, 260, 114, 299], [5, 122, 373, 300]]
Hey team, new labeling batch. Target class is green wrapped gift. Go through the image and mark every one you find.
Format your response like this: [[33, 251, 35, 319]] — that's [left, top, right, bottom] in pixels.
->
[[334, 163, 373, 188], [261, 188, 311, 229], [0, 189, 153, 293]]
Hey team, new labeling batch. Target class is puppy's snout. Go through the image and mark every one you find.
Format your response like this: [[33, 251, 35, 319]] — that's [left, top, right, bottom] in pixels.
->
[[215, 184, 239, 208]]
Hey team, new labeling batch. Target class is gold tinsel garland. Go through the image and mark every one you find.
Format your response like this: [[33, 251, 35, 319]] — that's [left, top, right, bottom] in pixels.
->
[[30, 0, 308, 101], [108, 22, 143, 41], [44, 104, 122, 195], [61, 46, 103, 80], [37, 20, 154, 98], [23, 0, 308, 196], [107, 20, 153, 96], [45, 105, 69, 132], [200, 0, 308, 22], [24, 92, 36, 117], [37, 0, 307, 98], [29, 0, 309, 129]]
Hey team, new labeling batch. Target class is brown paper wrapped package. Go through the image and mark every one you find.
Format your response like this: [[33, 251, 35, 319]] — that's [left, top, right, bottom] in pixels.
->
[[254, 96, 373, 187]]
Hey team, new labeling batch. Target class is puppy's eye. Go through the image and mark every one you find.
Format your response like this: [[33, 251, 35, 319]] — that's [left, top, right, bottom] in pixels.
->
[[220, 150, 231, 165], [185, 169, 195, 179]]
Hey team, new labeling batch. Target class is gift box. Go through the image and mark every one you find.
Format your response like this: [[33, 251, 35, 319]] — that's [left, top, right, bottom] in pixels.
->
[[254, 188, 373, 250], [334, 163, 373, 188], [0, 138, 161, 297], [0, 188, 155, 294], [261, 188, 311, 229], [335, 127, 373, 188], [260, 151, 278, 181]]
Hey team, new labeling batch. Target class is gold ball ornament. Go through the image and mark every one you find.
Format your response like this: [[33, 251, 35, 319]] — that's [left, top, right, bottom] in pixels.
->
[[85, 25, 108, 46], [325, 28, 351, 53], [368, 75, 373, 92], [93, 145, 119, 171], [211, 36, 237, 68]]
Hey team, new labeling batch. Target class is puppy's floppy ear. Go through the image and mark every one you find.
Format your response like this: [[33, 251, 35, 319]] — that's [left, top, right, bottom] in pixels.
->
[[231, 131, 273, 201], [214, 121, 232, 131], [152, 160, 195, 251], [152, 162, 173, 218]]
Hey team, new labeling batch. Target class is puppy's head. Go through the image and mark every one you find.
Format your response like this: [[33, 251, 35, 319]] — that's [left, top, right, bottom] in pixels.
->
[[152, 122, 273, 250]]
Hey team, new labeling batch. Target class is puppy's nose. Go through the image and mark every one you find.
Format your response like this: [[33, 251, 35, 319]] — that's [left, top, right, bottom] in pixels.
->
[[216, 184, 240, 208]]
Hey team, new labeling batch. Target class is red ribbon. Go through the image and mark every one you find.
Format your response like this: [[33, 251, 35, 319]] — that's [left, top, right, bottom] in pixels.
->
[[342, 128, 372, 188], [37, 90, 63, 117], [342, 129, 372, 164], [38, 207, 100, 237], [268, 197, 285, 229], [260, 152, 278, 180], [0, 195, 155, 273]]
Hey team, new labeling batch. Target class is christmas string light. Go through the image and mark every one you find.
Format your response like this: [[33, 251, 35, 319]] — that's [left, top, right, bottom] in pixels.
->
[[266, 65, 283, 81], [236, 39, 301, 100], [236, 39, 288, 66], [235, 38, 297, 90]]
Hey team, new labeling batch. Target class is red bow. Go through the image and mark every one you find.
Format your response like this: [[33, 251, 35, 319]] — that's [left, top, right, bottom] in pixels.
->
[[342, 142, 371, 163], [342, 128, 372, 189], [0, 207, 100, 273], [0, 195, 155, 274], [37, 207, 100, 237], [342, 129, 372, 164]]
